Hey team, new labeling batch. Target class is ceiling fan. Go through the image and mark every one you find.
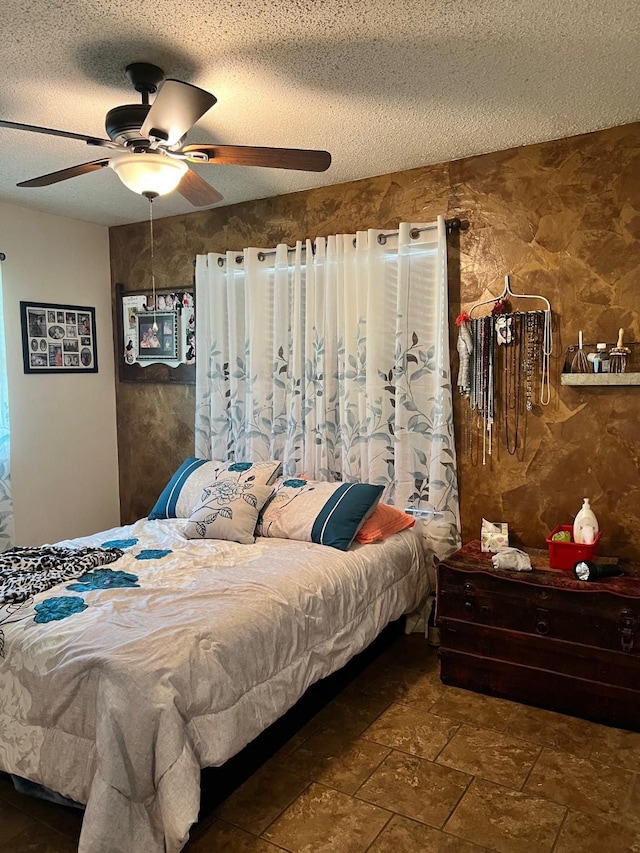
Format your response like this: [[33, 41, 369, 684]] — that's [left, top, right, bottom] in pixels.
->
[[0, 63, 332, 207]]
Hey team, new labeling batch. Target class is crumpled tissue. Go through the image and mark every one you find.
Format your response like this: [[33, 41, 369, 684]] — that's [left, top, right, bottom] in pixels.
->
[[491, 548, 532, 572]]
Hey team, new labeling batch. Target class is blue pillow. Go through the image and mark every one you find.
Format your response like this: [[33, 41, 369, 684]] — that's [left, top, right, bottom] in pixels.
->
[[256, 479, 383, 550], [148, 457, 282, 520]]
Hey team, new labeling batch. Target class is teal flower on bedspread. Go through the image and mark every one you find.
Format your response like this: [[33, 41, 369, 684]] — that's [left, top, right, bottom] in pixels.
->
[[228, 462, 252, 472], [34, 596, 87, 623], [100, 538, 139, 549], [282, 479, 307, 488], [67, 568, 140, 592], [135, 549, 172, 561]]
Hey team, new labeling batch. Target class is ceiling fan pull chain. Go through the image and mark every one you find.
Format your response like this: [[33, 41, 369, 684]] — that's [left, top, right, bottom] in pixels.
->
[[148, 198, 158, 333]]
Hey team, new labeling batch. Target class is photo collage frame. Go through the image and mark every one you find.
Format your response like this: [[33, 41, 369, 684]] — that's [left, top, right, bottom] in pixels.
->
[[122, 290, 195, 368], [20, 301, 98, 374]]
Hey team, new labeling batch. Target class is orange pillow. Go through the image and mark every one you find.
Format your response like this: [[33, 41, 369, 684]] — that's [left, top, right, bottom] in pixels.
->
[[355, 502, 415, 544]]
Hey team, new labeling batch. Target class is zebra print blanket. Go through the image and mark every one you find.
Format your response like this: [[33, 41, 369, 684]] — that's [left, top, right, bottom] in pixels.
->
[[0, 546, 124, 604]]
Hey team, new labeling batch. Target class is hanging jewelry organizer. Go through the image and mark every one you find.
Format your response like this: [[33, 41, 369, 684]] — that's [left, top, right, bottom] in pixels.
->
[[456, 275, 553, 464]]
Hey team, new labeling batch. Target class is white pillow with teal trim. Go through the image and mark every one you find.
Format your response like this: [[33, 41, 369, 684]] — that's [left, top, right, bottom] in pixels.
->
[[148, 457, 282, 520], [184, 479, 274, 544], [256, 479, 384, 551]]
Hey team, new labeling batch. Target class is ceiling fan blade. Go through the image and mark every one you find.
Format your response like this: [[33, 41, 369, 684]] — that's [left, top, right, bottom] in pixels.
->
[[141, 80, 217, 147], [177, 168, 224, 207], [0, 119, 116, 148], [17, 159, 110, 188], [182, 144, 331, 172]]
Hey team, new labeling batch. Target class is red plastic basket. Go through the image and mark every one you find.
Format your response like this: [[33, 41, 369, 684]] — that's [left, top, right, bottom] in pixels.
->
[[546, 525, 601, 571]]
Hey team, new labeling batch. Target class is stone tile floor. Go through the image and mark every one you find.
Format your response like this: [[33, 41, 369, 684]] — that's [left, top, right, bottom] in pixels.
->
[[1, 633, 640, 852]]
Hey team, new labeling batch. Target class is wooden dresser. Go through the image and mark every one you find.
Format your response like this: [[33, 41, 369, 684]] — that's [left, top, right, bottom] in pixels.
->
[[436, 541, 640, 730]]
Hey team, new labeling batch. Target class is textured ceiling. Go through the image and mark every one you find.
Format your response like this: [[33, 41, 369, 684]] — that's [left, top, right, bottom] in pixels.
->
[[1, 0, 639, 227]]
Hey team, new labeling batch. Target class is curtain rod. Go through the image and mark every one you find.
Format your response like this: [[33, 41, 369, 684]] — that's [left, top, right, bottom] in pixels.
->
[[0, 253, 5, 261], [208, 217, 469, 266], [376, 216, 468, 244]]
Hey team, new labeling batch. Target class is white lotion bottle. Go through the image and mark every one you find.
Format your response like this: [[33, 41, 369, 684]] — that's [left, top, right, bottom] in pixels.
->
[[573, 498, 599, 544]]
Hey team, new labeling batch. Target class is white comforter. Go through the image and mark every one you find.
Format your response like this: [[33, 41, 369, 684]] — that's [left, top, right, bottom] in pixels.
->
[[0, 519, 427, 853]]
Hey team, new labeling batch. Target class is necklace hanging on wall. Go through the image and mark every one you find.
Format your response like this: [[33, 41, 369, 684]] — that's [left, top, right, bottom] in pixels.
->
[[469, 315, 496, 465], [524, 311, 541, 412], [503, 312, 523, 456], [540, 308, 551, 405], [461, 276, 554, 464], [486, 316, 495, 462]]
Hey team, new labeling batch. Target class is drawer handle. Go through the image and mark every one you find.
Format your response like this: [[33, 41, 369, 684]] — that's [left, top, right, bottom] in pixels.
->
[[463, 582, 474, 613], [535, 608, 550, 635], [619, 609, 636, 653]]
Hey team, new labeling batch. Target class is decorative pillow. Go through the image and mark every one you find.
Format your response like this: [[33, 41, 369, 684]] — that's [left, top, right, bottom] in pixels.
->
[[355, 503, 415, 544], [184, 479, 274, 544], [257, 478, 383, 551], [148, 457, 282, 520]]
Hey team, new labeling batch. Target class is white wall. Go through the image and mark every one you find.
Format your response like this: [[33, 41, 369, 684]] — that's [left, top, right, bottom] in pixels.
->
[[0, 201, 120, 544]]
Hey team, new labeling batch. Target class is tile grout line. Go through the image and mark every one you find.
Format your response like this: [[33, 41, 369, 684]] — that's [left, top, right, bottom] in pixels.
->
[[430, 718, 462, 763], [519, 744, 548, 796], [357, 736, 458, 765], [517, 742, 544, 792], [351, 745, 477, 837], [549, 806, 571, 853], [439, 764, 476, 836], [258, 779, 396, 853], [255, 779, 312, 840], [350, 745, 394, 798], [362, 810, 395, 853], [513, 746, 636, 823], [270, 723, 327, 772], [207, 819, 292, 853]]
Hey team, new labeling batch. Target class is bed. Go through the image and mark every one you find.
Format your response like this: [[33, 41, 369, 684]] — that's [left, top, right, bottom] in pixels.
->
[[0, 513, 428, 853]]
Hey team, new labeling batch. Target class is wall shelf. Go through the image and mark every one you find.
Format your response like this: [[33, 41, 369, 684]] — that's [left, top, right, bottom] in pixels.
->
[[562, 339, 639, 386], [561, 373, 640, 386]]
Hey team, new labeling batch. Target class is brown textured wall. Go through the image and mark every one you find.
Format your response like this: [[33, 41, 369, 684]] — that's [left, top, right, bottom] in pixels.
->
[[110, 122, 640, 558]]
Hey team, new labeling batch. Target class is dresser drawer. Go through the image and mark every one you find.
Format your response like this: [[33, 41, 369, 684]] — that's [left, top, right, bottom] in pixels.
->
[[438, 565, 640, 655], [438, 617, 639, 687], [439, 647, 640, 731]]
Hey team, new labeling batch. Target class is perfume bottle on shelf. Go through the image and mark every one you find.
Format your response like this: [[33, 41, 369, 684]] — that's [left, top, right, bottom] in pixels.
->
[[587, 343, 610, 374], [587, 344, 609, 373]]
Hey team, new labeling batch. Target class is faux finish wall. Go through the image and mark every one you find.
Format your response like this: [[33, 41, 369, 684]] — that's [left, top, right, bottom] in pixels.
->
[[110, 122, 640, 558]]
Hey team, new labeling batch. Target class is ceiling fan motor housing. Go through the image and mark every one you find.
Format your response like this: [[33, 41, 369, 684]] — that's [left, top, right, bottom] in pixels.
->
[[105, 104, 152, 147]]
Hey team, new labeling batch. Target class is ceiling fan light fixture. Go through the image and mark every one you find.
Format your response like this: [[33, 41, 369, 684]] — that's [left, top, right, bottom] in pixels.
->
[[109, 151, 188, 197]]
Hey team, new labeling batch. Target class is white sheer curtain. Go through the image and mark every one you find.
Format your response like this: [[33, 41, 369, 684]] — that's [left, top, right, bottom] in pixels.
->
[[195, 217, 460, 556], [0, 263, 13, 551]]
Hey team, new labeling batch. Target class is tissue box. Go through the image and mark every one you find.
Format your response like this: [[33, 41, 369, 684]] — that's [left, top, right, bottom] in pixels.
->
[[481, 519, 509, 553], [546, 525, 601, 570]]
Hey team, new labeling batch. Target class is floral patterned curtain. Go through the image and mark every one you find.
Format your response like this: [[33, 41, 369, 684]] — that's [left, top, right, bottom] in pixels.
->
[[0, 263, 13, 551], [195, 217, 460, 557]]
